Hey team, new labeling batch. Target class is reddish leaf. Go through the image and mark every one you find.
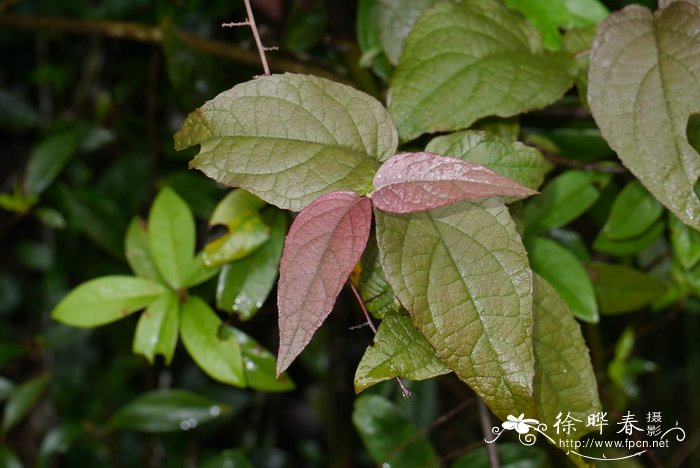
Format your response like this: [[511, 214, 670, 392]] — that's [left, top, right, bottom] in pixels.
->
[[277, 191, 372, 374], [372, 152, 537, 214]]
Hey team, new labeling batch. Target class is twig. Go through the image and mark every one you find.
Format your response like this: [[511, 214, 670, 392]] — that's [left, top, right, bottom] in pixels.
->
[[347, 280, 411, 400], [222, 0, 272, 76], [478, 399, 500, 468]]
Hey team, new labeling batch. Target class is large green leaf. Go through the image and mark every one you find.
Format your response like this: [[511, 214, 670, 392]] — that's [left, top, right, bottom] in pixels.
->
[[389, 0, 576, 141], [107, 389, 232, 433], [526, 236, 598, 323], [354, 310, 450, 393], [124, 217, 161, 282], [588, 2, 700, 230], [426, 130, 548, 191], [357, 234, 404, 319], [132, 291, 179, 365], [216, 209, 286, 320], [175, 73, 398, 211], [375, 199, 535, 419], [148, 187, 196, 289], [586, 262, 667, 315], [599, 181, 663, 240], [179, 296, 245, 387], [532, 275, 601, 462], [352, 394, 438, 467], [377, 0, 437, 65], [205, 190, 269, 268], [2, 374, 50, 436], [52, 276, 167, 328]]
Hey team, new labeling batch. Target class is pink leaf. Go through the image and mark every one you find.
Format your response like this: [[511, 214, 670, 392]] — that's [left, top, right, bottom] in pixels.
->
[[277, 191, 372, 375], [372, 152, 537, 214]]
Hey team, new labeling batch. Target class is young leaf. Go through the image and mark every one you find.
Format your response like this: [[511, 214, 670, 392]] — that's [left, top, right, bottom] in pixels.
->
[[148, 187, 195, 289], [276, 191, 372, 374], [375, 199, 535, 420], [2, 374, 50, 436], [532, 275, 601, 461], [426, 130, 548, 191], [588, 2, 700, 230], [217, 209, 287, 320], [175, 73, 398, 211], [354, 310, 450, 393], [183, 251, 221, 289], [389, 0, 576, 140], [599, 181, 663, 240], [125, 217, 161, 282], [353, 394, 438, 467], [52, 276, 167, 328], [133, 291, 179, 365], [179, 296, 245, 387], [107, 389, 232, 433], [586, 262, 667, 315], [372, 152, 536, 214], [376, 0, 437, 65], [526, 236, 599, 323], [204, 189, 269, 267]]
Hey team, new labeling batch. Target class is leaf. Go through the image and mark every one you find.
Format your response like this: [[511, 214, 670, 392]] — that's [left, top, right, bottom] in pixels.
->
[[125, 217, 161, 282], [148, 187, 195, 289], [107, 389, 231, 433], [277, 191, 372, 374], [599, 181, 663, 240], [357, 234, 404, 319], [201, 450, 254, 468], [586, 262, 667, 315], [24, 126, 84, 196], [426, 130, 548, 191], [372, 152, 537, 214], [375, 199, 535, 420], [670, 213, 700, 270], [179, 296, 246, 387], [38, 423, 84, 465], [175, 73, 398, 211], [132, 291, 179, 365], [526, 236, 598, 322], [532, 275, 601, 458], [0, 377, 13, 401], [377, 0, 437, 65], [216, 209, 286, 320], [451, 443, 547, 468], [588, 2, 700, 231], [357, 0, 393, 82], [524, 170, 607, 233], [354, 310, 450, 393], [0, 445, 21, 468], [389, 0, 576, 141], [183, 251, 221, 289], [352, 394, 438, 467], [2, 374, 50, 436], [224, 327, 294, 392], [593, 219, 665, 256], [205, 190, 269, 268], [505, 0, 608, 50], [52, 276, 167, 328]]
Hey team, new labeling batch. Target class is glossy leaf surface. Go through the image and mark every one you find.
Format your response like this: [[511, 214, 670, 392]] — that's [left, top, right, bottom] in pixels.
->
[[277, 191, 372, 374]]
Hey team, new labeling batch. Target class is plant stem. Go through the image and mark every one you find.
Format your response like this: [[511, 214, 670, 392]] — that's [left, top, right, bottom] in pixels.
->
[[242, 0, 270, 76], [477, 399, 500, 468]]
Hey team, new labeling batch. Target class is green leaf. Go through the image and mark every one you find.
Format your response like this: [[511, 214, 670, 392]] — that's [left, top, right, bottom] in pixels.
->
[[161, 171, 223, 220], [148, 187, 196, 289], [426, 130, 548, 191], [183, 251, 221, 289], [0, 445, 22, 468], [357, 234, 404, 319], [599, 181, 663, 240], [176, 73, 398, 211], [205, 190, 269, 268], [587, 262, 667, 315], [588, 2, 700, 231], [25, 127, 83, 196], [524, 170, 607, 233], [532, 275, 601, 460], [376, 199, 535, 420], [593, 219, 665, 256], [451, 443, 546, 468], [38, 423, 84, 465], [354, 310, 450, 393], [216, 208, 286, 320], [352, 394, 438, 467], [201, 450, 253, 468], [224, 327, 294, 392], [377, 0, 437, 65], [180, 296, 245, 387], [505, 0, 608, 50], [282, 0, 327, 52], [670, 213, 700, 270], [526, 236, 598, 322], [132, 291, 179, 365], [2, 374, 50, 435], [389, 0, 576, 141], [52, 276, 167, 328], [125, 217, 161, 281], [0, 377, 13, 401], [107, 389, 232, 433], [357, 0, 394, 81]]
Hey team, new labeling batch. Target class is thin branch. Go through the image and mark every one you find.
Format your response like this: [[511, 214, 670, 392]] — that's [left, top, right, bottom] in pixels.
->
[[347, 280, 411, 400], [0, 13, 350, 84], [243, 0, 271, 75], [478, 398, 500, 468]]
